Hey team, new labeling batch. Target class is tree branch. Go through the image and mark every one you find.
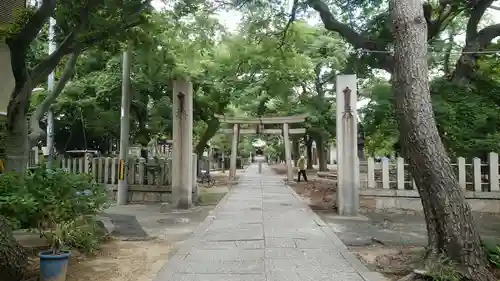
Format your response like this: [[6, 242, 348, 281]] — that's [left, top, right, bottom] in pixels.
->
[[277, 0, 299, 50], [28, 52, 80, 147], [306, 0, 393, 71], [453, 23, 500, 84], [31, 31, 77, 85], [9, 0, 56, 51], [465, 0, 494, 44], [307, 0, 376, 50]]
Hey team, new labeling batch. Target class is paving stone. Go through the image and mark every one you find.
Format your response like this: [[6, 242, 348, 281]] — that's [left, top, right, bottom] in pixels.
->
[[185, 248, 264, 261], [176, 259, 265, 274], [153, 164, 380, 281], [195, 240, 264, 249], [171, 273, 265, 281]]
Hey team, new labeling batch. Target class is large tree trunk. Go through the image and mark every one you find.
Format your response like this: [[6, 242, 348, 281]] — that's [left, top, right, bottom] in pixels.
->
[[5, 46, 31, 174], [195, 118, 219, 176], [314, 136, 327, 171], [305, 136, 313, 169], [0, 216, 28, 281], [292, 137, 300, 166], [195, 118, 219, 157], [391, 1, 494, 280]]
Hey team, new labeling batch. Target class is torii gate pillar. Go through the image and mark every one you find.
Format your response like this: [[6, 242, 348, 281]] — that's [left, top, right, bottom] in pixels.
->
[[336, 75, 359, 216]]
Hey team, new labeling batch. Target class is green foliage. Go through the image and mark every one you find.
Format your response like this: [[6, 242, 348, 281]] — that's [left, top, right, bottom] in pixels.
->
[[360, 76, 500, 158], [482, 239, 500, 268], [426, 257, 462, 281], [63, 217, 103, 254], [0, 168, 109, 253]]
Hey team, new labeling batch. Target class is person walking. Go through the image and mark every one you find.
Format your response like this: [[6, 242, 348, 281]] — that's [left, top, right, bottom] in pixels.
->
[[296, 155, 308, 182]]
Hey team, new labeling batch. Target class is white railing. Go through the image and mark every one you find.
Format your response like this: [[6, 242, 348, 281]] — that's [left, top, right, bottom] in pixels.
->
[[361, 152, 499, 192], [28, 149, 199, 187]]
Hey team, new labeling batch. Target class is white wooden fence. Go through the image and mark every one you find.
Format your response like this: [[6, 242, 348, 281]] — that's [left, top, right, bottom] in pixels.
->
[[362, 152, 499, 192], [57, 157, 175, 186], [28, 148, 199, 187]]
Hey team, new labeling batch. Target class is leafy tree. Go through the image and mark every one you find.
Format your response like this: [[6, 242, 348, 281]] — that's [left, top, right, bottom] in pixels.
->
[[3, 0, 151, 174]]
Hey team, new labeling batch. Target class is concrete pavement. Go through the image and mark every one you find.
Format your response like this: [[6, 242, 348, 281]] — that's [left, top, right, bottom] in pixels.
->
[[153, 164, 387, 281]]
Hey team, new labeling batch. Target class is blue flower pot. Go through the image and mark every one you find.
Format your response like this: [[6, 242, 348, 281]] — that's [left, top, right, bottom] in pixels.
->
[[39, 250, 71, 281]]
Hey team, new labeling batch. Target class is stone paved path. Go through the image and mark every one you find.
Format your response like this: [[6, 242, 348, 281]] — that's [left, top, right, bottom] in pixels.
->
[[153, 164, 387, 281]]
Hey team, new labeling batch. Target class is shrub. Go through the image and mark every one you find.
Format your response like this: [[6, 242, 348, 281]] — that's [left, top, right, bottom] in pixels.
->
[[482, 239, 500, 267], [0, 173, 37, 229], [0, 167, 110, 253], [64, 217, 103, 254], [25, 167, 109, 226]]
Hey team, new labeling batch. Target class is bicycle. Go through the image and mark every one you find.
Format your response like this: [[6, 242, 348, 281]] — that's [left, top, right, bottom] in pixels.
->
[[198, 170, 216, 187]]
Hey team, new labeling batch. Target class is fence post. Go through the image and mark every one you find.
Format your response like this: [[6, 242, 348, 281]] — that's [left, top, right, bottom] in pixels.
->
[[98, 158, 104, 183], [382, 157, 390, 189], [33, 147, 39, 165], [92, 158, 98, 181], [147, 158, 154, 185], [138, 158, 145, 185], [473, 157, 481, 192], [367, 157, 375, 188], [104, 157, 111, 184], [489, 152, 499, 191], [396, 157, 405, 190], [79, 158, 84, 173], [458, 157, 466, 190], [111, 158, 117, 185]]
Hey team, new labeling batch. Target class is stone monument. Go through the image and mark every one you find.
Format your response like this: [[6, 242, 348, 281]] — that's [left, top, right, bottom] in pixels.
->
[[172, 79, 194, 209], [336, 75, 359, 216]]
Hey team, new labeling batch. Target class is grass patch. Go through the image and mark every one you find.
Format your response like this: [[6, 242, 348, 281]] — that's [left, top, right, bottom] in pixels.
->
[[197, 190, 226, 206]]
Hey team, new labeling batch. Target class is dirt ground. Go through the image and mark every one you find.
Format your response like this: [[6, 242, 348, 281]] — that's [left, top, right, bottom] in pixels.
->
[[67, 239, 171, 281], [271, 164, 500, 280]]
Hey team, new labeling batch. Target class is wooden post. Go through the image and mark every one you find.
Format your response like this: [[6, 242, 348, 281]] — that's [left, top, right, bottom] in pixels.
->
[[382, 157, 389, 189], [396, 157, 405, 190], [367, 157, 375, 188], [473, 157, 481, 192], [111, 158, 117, 185], [458, 157, 466, 190], [138, 158, 145, 185], [489, 152, 499, 191]]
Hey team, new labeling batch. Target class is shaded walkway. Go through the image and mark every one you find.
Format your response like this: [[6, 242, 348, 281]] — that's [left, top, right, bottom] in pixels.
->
[[154, 164, 387, 281]]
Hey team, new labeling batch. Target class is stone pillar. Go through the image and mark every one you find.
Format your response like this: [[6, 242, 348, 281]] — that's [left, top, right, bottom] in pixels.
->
[[283, 123, 293, 181], [172, 79, 193, 209], [336, 74, 359, 216], [229, 123, 239, 180]]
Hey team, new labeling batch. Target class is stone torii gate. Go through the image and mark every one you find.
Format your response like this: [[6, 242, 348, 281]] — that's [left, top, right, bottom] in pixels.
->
[[217, 114, 308, 182]]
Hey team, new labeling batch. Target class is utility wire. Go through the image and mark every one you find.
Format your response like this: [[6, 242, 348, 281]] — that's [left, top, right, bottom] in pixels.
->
[[358, 49, 500, 55], [280, 43, 500, 55]]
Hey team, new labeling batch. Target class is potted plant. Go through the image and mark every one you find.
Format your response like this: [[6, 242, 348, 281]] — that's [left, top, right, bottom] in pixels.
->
[[39, 220, 72, 281]]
